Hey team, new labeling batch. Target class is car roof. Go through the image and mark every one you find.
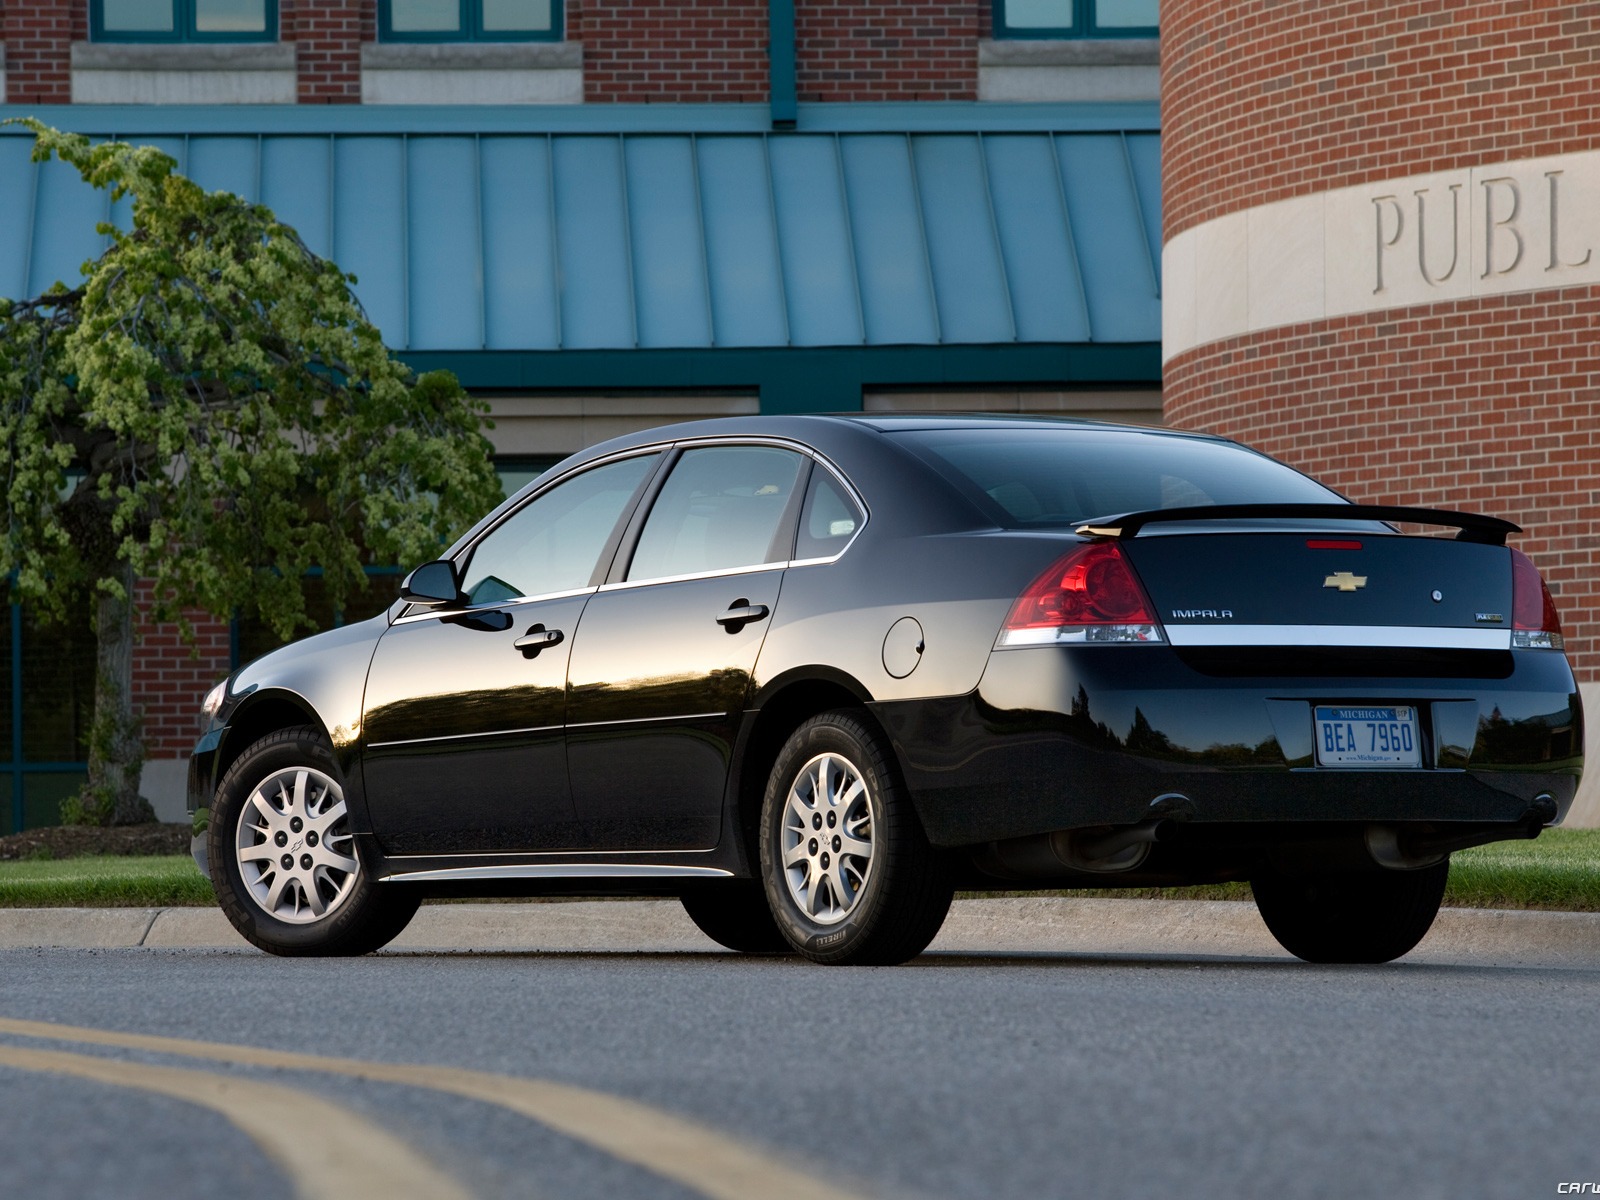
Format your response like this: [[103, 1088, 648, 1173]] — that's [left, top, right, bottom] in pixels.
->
[[574, 411, 1230, 457]]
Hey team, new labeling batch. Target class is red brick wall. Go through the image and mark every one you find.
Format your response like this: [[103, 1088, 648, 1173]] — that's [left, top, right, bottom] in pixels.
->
[[572, 0, 979, 104], [131, 584, 232, 759], [1163, 288, 1600, 677], [1, 2, 982, 107], [1162, 2, 1600, 243], [573, 0, 772, 102], [3, 0, 84, 105], [285, 0, 369, 104], [794, 2, 977, 102]]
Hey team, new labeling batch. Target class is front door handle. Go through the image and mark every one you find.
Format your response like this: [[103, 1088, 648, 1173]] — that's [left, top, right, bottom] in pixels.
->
[[715, 601, 770, 632], [513, 624, 564, 657]]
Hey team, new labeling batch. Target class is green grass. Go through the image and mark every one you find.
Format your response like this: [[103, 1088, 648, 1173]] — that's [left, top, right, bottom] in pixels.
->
[[0, 855, 213, 908], [1443, 827, 1600, 911], [0, 829, 1597, 911]]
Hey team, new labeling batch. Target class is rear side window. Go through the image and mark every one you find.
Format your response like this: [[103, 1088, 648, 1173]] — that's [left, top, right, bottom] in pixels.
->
[[627, 445, 806, 582], [895, 429, 1345, 528], [795, 469, 864, 560]]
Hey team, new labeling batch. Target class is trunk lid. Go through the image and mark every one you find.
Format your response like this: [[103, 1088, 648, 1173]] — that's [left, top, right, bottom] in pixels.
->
[[1121, 531, 1513, 648]]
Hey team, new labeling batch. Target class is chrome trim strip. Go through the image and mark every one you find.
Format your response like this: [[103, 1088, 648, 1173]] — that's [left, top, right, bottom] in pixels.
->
[[1164, 625, 1513, 650], [367, 723, 563, 750], [566, 711, 727, 730], [379, 864, 734, 883], [391, 587, 596, 626], [600, 562, 783, 592]]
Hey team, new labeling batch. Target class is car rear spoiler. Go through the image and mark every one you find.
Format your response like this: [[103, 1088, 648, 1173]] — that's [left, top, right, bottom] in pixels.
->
[[1074, 504, 1520, 545]]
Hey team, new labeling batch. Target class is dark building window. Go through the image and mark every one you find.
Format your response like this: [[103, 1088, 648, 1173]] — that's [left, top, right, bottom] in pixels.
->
[[994, 0, 1157, 39], [379, 0, 563, 42], [92, 0, 277, 42]]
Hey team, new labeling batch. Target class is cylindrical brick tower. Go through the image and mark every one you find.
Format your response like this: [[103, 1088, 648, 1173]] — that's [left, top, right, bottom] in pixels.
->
[[1160, 3, 1600, 689]]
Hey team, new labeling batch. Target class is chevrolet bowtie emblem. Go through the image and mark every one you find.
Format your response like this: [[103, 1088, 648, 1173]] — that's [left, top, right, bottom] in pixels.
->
[[1324, 571, 1368, 592]]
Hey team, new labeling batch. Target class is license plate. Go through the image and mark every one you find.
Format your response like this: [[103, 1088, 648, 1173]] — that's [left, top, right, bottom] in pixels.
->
[[1314, 706, 1421, 768]]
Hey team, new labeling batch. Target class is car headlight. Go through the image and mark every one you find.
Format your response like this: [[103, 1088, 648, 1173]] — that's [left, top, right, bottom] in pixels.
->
[[200, 680, 228, 726]]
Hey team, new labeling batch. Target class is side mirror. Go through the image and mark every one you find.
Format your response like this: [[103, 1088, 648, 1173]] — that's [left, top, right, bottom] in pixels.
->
[[400, 560, 462, 607]]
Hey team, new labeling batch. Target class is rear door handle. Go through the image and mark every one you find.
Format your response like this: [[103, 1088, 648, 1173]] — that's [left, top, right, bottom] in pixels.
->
[[715, 601, 770, 631], [513, 625, 564, 657]]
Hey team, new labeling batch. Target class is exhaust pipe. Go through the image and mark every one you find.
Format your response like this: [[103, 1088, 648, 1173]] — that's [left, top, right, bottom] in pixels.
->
[[979, 818, 1171, 879], [1367, 795, 1558, 870]]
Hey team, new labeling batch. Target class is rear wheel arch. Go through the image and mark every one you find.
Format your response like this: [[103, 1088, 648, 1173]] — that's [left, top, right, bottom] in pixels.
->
[[731, 672, 888, 870]]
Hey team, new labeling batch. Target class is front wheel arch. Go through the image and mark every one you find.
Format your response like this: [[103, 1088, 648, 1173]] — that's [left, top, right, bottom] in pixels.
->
[[207, 725, 417, 956]]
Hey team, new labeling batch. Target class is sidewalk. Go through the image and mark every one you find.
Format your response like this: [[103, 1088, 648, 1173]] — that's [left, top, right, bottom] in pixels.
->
[[0, 898, 1595, 968]]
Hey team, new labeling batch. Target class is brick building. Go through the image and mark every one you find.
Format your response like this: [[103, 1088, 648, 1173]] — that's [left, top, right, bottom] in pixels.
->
[[0, 1, 1162, 826], [1160, 1, 1600, 817]]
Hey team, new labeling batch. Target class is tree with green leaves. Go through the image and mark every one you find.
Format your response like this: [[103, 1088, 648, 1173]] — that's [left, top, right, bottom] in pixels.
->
[[0, 121, 503, 825]]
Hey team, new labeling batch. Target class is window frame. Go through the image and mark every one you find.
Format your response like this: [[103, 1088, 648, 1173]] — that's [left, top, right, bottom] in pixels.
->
[[451, 450, 663, 611], [378, 0, 565, 44], [620, 443, 811, 587], [992, 0, 1157, 41], [91, 0, 279, 44]]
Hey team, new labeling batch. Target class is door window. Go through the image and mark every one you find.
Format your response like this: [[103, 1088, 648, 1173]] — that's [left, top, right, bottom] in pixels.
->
[[460, 453, 657, 605], [626, 446, 805, 583]]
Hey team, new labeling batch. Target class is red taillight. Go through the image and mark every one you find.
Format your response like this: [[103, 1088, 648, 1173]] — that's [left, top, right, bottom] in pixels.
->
[[1307, 540, 1363, 550], [1001, 542, 1162, 645], [1510, 548, 1564, 649]]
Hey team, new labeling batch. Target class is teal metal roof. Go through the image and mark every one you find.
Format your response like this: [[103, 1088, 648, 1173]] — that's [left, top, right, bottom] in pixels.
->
[[0, 104, 1160, 356]]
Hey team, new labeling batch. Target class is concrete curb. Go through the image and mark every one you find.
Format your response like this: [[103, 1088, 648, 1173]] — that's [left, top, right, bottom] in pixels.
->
[[0, 898, 1595, 967]]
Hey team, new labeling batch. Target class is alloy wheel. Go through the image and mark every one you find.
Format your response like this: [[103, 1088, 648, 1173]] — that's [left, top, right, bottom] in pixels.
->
[[779, 752, 875, 925], [234, 766, 360, 924]]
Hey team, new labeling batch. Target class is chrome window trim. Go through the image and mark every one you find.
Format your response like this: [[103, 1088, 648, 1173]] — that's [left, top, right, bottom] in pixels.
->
[[398, 435, 871, 613], [391, 586, 597, 625], [599, 561, 784, 593], [1164, 625, 1513, 650], [796, 455, 869, 564], [441, 446, 669, 603], [610, 440, 870, 587], [379, 863, 733, 883], [617, 439, 810, 587]]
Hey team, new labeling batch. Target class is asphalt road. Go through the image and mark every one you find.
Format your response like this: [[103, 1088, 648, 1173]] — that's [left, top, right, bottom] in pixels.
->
[[1, 912, 1597, 1200]]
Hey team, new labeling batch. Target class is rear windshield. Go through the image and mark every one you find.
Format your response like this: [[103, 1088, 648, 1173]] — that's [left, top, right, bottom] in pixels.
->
[[895, 428, 1349, 528]]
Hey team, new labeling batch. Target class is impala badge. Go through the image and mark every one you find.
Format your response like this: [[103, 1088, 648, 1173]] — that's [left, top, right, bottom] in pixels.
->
[[1324, 572, 1368, 592]]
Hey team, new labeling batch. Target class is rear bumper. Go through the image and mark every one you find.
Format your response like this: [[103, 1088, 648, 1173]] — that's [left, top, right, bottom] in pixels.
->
[[875, 645, 1583, 847]]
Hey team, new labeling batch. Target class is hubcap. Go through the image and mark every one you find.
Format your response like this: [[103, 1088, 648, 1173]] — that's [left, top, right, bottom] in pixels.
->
[[234, 766, 359, 924], [780, 752, 874, 926]]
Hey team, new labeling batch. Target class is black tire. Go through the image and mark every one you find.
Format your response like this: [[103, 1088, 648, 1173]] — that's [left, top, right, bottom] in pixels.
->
[[1250, 859, 1449, 964], [679, 882, 793, 954], [759, 710, 953, 965], [208, 725, 420, 956]]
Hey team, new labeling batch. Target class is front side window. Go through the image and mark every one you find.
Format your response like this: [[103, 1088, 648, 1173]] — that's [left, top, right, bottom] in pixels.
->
[[627, 446, 806, 583], [380, 0, 563, 41], [461, 454, 657, 606], [94, 0, 276, 41], [994, 0, 1157, 38]]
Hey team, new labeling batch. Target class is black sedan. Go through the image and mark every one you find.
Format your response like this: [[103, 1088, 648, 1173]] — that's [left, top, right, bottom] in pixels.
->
[[189, 415, 1584, 965]]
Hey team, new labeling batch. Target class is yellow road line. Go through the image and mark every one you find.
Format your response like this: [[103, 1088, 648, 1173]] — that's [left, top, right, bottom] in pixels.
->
[[0, 1015, 873, 1200], [0, 1042, 474, 1200]]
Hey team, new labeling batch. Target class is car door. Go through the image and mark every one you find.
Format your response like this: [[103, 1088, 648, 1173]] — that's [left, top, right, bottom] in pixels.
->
[[360, 452, 661, 855], [565, 443, 809, 850]]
